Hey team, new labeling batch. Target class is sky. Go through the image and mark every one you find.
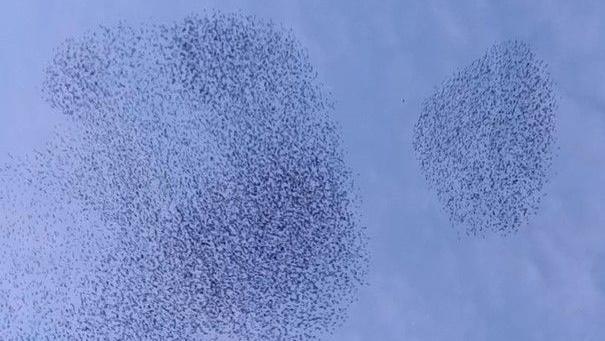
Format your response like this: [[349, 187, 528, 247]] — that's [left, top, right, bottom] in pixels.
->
[[1, 1, 605, 340]]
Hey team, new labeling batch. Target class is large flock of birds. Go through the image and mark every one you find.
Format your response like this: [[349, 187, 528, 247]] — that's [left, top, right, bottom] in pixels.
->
[[0, 9, 560, 340], [414, 41, 557, 236], [0, 13, 367, 340]]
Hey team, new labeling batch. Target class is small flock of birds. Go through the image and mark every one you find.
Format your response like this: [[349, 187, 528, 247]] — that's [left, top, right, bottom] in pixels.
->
[[1, 12, 367, 340], [414, 41, 557, 236]]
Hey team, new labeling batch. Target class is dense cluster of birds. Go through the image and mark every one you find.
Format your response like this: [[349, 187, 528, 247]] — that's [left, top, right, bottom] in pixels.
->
[[1, 13, 367, 340], [414, 41, 557, 236]]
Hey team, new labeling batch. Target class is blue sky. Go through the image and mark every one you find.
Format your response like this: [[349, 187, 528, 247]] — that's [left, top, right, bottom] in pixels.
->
[[1, 1, 604, 340]]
